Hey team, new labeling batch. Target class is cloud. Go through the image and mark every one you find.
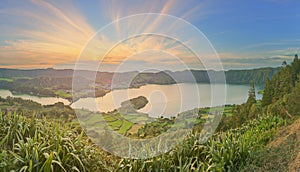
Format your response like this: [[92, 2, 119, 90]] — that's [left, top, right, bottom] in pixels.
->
[[0, 0, 217, 70], [218, 50, 298, 69], [239, 40, 300, 51], [0, 0, 96, 68]]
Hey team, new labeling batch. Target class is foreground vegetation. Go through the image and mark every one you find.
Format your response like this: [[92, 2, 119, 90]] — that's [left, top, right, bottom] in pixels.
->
[[0, 111, 286, 171]]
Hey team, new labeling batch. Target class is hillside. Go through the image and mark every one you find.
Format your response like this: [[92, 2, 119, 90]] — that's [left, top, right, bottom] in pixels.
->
[[0, 67, 280, 101], [0, 66, 280, 85], [262, 118, 300, 171], [0, 104, 286, 171]]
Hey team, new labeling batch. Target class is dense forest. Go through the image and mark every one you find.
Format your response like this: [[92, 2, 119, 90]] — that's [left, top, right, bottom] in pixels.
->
[[217, 54, 300, 130]]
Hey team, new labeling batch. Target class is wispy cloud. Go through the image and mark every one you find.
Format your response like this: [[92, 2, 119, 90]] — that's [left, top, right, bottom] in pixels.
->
[[218, 47, 299, 69], [239, 40, 300, 51], [2, 0, 298, 71], [0, 0, 96, 68], [0, 0, 211, 69]]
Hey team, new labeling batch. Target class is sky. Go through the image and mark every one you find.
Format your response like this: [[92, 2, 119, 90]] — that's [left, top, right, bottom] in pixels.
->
[[0, 0, 299, 71]]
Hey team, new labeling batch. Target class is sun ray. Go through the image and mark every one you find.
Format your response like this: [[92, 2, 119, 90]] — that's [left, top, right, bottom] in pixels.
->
[[0, 0, 211, 70]]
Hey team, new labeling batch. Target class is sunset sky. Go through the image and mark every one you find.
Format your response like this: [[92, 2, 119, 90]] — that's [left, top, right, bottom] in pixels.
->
[[0, 0, 299, 71]]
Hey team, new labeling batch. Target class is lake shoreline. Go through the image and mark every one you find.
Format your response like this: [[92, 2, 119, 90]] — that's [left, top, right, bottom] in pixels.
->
[[0, 83, 262, 117]]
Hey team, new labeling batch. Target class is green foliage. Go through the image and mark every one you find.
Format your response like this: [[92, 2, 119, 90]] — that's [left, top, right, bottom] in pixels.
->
[[1, 111, 281, 171], [54, 90, 72, 99], [138, 118, 175, 138], [119, 96, 149, 113], [261, 54, 300, 119], [78, 110, 143, 137], [0, 97, 76, 121], [118, 120, 134, 135], [115, 115, 285, 172], [0, 78, 13, 82], [286, 74, 300, 116], [0, 112, 107, 171], [221, 84, 260, 130], [261, 77, 272, 107], [131, 72, 176, 86], [246, 81, 256, 105], [225, 67, 280, 85], [228, 56, 300, 128], [262, 54, 300, 106]]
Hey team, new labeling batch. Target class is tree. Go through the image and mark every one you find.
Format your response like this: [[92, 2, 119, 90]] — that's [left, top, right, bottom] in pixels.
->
[[294, 54, 298, 63], [248, 103, 260, 119], [246, 81, 256, 105], [262, 77, 272, 107], [292, 54, 300, 83], [282, 60, 287, 67], [286, 74, 300, 116]]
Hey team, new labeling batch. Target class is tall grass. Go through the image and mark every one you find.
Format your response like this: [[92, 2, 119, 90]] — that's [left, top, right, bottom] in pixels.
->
[[0, 112, 285, 171], [113, 115, 285, 171], [0, 112, 107, 171]]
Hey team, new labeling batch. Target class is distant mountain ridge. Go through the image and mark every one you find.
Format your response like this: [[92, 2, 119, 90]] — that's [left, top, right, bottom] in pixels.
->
[[0, 67, 280, 85]]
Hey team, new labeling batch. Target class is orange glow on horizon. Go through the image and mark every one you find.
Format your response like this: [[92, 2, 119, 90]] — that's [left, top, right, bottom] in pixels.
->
[[0, 0, 209, 69]]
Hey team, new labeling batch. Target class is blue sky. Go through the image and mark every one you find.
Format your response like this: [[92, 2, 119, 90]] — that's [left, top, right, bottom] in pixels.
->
[[0, 0, 299, 71]]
